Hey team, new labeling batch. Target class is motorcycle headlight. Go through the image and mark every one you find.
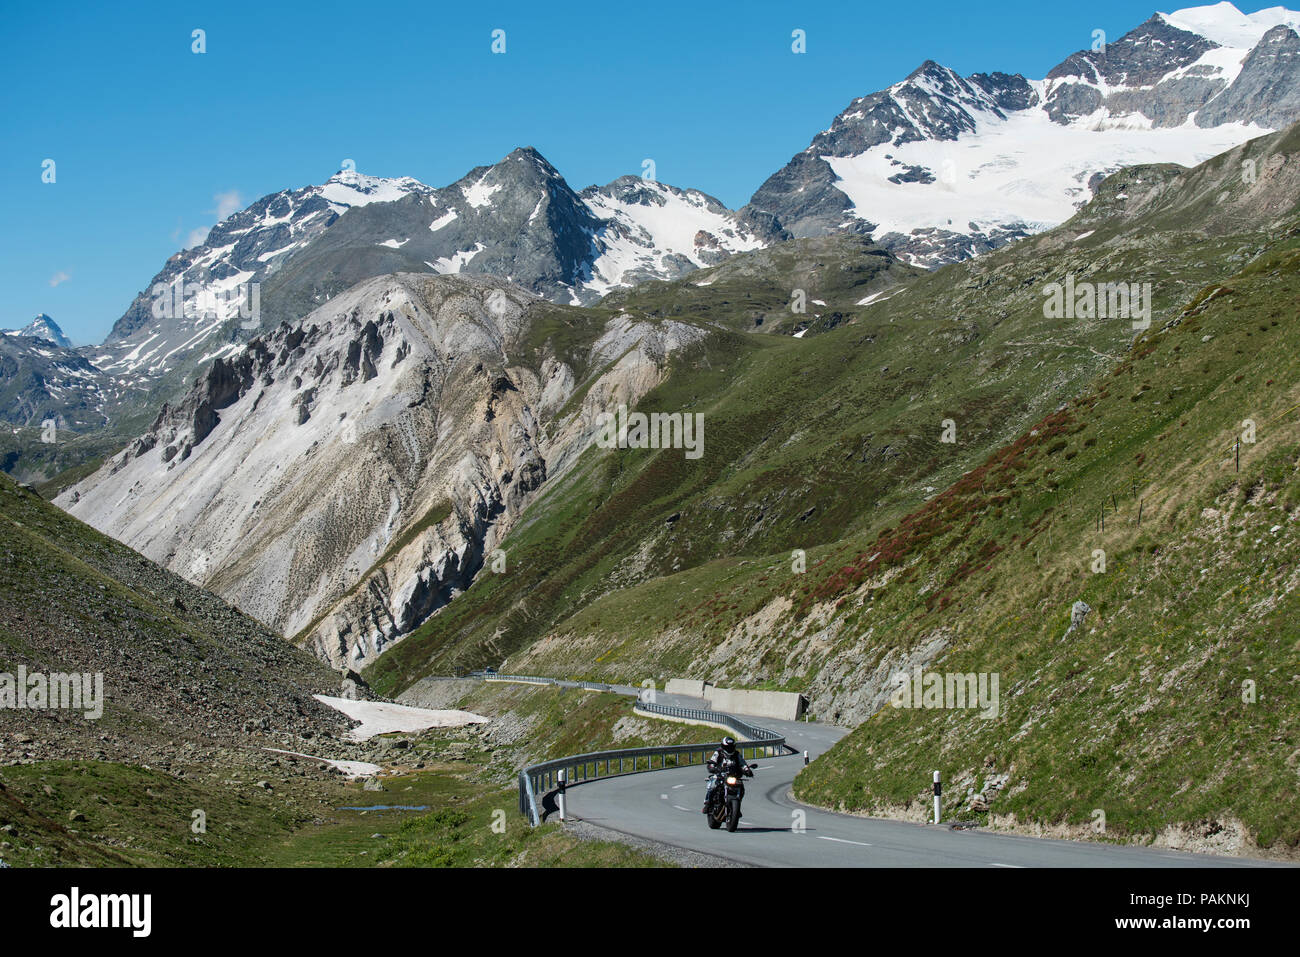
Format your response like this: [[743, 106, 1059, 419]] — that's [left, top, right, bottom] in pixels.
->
[[726, 776, 738, 785]]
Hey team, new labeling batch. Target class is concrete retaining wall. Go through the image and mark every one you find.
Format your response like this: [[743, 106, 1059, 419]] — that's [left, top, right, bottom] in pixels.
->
[[664, 678, 711, 697], [703, 687, 806, 722], [663, 678, 807, 721]]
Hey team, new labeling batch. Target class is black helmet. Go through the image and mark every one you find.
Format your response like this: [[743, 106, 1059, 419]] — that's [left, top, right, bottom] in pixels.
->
[[720, 737, 737, 753]]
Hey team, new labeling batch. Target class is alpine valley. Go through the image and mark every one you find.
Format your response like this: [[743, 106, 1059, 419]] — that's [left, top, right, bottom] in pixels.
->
[[5, 3, 1300, 866]]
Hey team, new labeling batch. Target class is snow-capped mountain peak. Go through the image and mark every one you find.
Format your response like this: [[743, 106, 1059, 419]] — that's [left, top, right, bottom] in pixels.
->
[[5, 314, 73, 349], [88, 145, 763, 393], [744, 2, 1300, 265]]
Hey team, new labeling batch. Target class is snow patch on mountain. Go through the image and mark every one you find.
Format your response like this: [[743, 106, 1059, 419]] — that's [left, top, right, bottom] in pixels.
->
[[580, 178, 765, 298], [826, 111, 1265, 239], [427, 243, 486, 274], [319, 171, 435, 211], [1159, 2, 1300, 47], [429, 208, 458, 231], [462, 175, 504, 209]]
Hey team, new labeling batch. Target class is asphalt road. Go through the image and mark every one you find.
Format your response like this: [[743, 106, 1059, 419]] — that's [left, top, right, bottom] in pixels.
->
[[561, 707, 1284, 868]]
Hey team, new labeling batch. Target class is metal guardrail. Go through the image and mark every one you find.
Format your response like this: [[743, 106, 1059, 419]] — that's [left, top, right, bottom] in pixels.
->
[[637, 701, 778, 742], [481, 673, 550, 685], [516, 698, 790, 826], [463, 670, 794, 825], [479, 672, 617, 694]]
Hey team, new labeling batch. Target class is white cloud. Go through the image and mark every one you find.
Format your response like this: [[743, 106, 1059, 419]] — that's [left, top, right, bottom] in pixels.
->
[[174, 189, 243, 251], [48, 270, 71, 287], [210, 189, 244, 222]]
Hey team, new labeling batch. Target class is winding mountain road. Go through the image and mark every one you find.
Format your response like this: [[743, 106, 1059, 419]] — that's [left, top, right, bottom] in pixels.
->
[[560, 701, 1283, 868]]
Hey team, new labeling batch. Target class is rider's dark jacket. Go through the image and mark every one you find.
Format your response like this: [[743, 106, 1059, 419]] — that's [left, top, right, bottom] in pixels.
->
[[706, 748, 746, 776]]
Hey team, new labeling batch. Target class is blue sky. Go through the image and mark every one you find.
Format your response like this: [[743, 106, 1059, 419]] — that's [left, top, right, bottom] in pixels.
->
[[0, 0, 1272, 343]]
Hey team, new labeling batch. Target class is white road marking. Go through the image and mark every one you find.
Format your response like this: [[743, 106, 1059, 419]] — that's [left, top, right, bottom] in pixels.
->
[[672, 805, 692, 812], [817, 836, 873, 846], [672, 784, 686, 789], [989, 862, 1023, 868]]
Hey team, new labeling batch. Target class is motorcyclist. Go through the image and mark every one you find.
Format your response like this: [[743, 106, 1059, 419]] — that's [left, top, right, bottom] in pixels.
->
[[702, 737, 751, 813]]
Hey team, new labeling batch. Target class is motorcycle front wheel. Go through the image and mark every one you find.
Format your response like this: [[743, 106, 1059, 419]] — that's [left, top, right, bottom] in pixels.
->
[[726, 798, 740, 832]]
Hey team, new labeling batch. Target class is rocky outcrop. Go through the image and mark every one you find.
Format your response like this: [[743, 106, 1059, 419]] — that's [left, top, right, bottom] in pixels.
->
[[1043, 15, 1217, 125], [1196, 24, 1300, 128]]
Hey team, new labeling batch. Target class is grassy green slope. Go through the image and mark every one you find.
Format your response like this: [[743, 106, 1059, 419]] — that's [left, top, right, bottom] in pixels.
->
[[0, 472, 346, 759], [792, 238, 1300, 852], [0, 753, 669, 867], [601, 233, 923, 335]]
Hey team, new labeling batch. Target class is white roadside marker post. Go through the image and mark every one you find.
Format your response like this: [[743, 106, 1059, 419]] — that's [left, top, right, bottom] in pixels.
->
[[932, 770, 942, 825], [804, 750, 809, 766], [558, 769, 567, 822]]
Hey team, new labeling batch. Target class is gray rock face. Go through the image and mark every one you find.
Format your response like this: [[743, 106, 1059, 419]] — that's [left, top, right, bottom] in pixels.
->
[[0, 333, 113, 431], [1043, 15, 1300, 129], [1043, 15, 1217, 124], [43, 150, 759, 458], [1063, 600, 1092, 640], [745, 150, 872, 241], [59, 272, 709, 668], [1196, 25, 1300, 128], [269, 148, 605, 316]]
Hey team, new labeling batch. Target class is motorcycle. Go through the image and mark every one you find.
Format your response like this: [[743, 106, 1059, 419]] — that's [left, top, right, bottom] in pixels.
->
[[705, 761, 757, 832]]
